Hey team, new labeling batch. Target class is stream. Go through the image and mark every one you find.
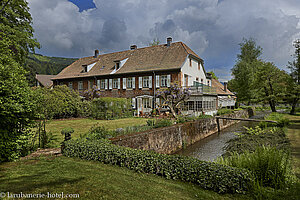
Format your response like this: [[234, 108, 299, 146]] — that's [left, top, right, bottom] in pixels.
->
[[175, 111, 269, 161]]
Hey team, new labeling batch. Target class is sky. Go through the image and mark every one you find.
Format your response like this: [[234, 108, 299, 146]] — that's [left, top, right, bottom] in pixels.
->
[[27, 0, 300, 81]]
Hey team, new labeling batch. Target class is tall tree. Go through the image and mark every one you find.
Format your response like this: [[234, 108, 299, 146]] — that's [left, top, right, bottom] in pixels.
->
[[230, 38, 262, 104], [0, 0, 39, 161], [287, 39, 300, 114], [253, 61, 289, 112]]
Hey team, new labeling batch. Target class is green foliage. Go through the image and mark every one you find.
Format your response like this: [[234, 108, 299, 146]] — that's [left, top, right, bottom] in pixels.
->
[[85, 125, 115, 140], [223, 126, 290, 157], [0, 55, 36, 162], [253, 61, 289, 112], [61, 127, 74, 135], [90, 97, 133, 120], [259, 113, 290, 128], [32, 85, 85, 119], [147, 119, 173, 128], [217, 146, 294, 189], [25, 53, 77, 86], [286, 39, 300, 115], [217, 108, 233, 116], [230, 38, 262, 103], [198, 114, 213, 119], [63, 139, 253, 194], [208, 71, 218, 80]]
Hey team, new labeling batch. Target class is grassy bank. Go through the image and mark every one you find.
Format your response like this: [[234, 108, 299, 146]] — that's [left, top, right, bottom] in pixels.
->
[[44, 118, 148, 147], [283, 113, 300, 179], [0, 156, 249, 200]]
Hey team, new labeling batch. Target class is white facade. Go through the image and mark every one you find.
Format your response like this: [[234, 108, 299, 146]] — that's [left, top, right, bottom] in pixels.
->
[[180, 56, 211, 87]]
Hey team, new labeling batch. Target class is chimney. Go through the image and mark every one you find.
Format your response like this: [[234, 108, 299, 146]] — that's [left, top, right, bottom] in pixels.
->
[[94, 49, 99, 58], [130, 45, 137, 50], [167, 37, 172, 47], [224, 82, 228, 92]]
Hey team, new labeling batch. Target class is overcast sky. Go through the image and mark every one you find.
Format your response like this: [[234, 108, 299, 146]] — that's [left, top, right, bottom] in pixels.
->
[[27, 0, 300, 81]]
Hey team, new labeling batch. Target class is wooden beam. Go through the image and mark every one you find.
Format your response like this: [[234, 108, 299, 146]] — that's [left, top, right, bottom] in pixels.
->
[[215, 116, 277, 123]]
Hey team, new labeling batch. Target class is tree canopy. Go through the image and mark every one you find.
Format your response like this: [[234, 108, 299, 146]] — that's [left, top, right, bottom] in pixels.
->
[[0, 0, 40, 161]]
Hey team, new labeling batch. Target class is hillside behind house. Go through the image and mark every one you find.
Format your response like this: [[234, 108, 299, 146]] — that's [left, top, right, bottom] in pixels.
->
[[25, 53, 77, 86]]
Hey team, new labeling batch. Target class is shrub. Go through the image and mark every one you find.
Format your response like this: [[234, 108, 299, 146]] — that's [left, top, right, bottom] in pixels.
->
[[147, 119, 173, 128], [217, 108, 233, 116], [61, 127, 74, 136], [217, 146, 294, 189], [63, 139, 253, 194], [85, 125, 116, 140], [259, 113, 290, 128], [223, 126, 290, 157], [198, 114, 213, 119], [91, 97, 133, 120]]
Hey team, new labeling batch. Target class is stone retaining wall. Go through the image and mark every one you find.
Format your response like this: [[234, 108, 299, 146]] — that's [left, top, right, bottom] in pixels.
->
[[110, 110, 249, 154]]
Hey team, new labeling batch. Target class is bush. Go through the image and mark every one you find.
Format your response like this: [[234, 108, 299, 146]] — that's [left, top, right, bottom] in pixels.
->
[[32, 86, 85, 119], [63, 139, 253, 194], [223, 126, 290, 157], [217, 146, 294, 189], [259, 113, 290, 128], [147, 119, 173, 128], [85, 125, 116, 140], [217, 108, 233, 116], [91, 97, 133, 120]]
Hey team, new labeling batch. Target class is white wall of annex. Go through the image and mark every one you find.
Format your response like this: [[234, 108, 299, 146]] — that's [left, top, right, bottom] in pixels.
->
[[180, 56, 207, 87]]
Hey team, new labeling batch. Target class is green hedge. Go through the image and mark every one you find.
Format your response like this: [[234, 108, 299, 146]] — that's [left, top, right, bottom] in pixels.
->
[[91, 97, 133, 119], [63, 139, 253, 194]]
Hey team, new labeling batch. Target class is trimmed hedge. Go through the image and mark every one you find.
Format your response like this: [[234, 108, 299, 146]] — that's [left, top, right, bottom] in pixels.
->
[[63, 139, 253, 194]]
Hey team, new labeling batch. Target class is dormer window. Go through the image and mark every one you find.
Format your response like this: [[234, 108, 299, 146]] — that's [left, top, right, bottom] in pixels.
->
[[82, 62, 96, 73], [83, 65, 87, 72], [114, 60, 120, 70]]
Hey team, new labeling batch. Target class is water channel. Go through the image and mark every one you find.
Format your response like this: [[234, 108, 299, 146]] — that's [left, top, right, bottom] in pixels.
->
[[175, 111, 269, 161]]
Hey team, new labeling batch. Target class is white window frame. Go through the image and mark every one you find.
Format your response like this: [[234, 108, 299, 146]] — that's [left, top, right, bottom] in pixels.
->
[[143, 76, 149, 88], [78, 81, 83, 91], [142, 98, 151, 109], [113, 78, 118, 89], [127, 77, 133, 89], [100, 79, 105, 89], [161, 75, 168, 87]]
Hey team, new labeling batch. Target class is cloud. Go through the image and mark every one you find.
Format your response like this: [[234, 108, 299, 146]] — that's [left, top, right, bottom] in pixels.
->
[[27, 0, 300, 80]]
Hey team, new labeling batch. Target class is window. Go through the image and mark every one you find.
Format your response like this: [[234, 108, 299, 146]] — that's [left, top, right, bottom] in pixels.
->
[[198, 62, 201, 70], [113, 79, 118, 89], [196, 77, 199, 82], [207, 80, 210, 86], [68, 82, 73, 89], [189, 58, 192, 67], [188, 101, 194, 110], [142, 98, 151, 108], [100, 79, 105, 89], [127, 77, 133, 88], [160, 75, 168, 87], [196, 101, 202, 111], [143, 76, 149, 88], [201, 79, 203, 84], [78, 81, 83, 91], [82, 65, 87, 72], [116, 62, 120, 70]]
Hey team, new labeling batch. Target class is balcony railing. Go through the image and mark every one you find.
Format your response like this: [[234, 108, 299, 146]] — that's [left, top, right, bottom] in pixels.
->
[[182, 84, 216, 95]]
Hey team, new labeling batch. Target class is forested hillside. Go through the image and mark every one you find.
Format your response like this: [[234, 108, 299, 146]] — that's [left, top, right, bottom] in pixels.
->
[[25, 53, 77, 86]]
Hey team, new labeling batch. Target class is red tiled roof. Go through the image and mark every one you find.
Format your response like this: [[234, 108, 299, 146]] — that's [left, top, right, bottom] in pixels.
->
[[52, 42, 203, 80], [211, 79, 235, 96], [35, 74, 55, 87]]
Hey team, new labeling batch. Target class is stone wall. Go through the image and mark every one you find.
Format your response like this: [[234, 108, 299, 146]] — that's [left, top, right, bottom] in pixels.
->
[[110, 110, 249, 154]]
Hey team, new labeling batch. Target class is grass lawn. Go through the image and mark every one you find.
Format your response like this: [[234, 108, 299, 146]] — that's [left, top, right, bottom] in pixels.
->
[[44, 117, 148, 147], [283, 113, 300, 179], [0, 156, 250, 200]]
